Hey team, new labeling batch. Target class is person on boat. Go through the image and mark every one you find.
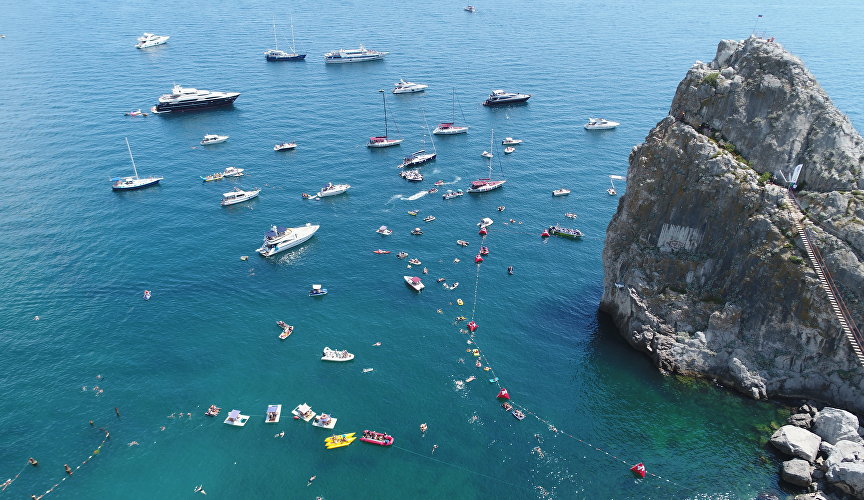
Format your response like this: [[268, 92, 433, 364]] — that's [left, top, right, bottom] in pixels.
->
[[28, 457, 38, 466]]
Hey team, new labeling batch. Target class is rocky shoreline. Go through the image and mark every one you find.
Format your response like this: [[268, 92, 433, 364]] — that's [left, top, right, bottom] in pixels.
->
[[766, 404, 864, 498]]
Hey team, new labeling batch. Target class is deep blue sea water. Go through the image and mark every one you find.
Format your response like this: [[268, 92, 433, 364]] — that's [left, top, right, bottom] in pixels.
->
[[1, 1, 862, 498]]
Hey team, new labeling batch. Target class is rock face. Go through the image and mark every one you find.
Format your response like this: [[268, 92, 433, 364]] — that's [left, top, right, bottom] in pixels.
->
[[772, 425, 823, 462], [782, 458, 814, 487], [600, 36, 864, 412], [824, 440, 864, 497], [814, 408, 864, 445]]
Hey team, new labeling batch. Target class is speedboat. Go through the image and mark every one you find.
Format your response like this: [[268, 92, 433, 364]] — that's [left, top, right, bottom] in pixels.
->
[[324, 45, 387, 63], [201, 172, 224, 182], [564, 212, 578, 219], [223, 409, 249, 427], [265, 404, 282, 423], [481, 150, 493, 159], [256, 223, 320, 257], [112, 138, 163, 191], [376, 225, 393, 236], [504, 147, 515, 154], [321, 347, 353, 362], [464, 5, 476, 12], [201, 134, 229, 145], [274, 142, 297, 151], [547, 225, 584, 239], [410, 227, 423, 235], [222, 166, 244, 177], [404, 275, 425, 291], [483, 89, 531, 106], [552, 188, 570, 196], [151, 84, 240, 114], [317, 183, 350, 197], [291, 403, 316, 422], [398, 150, 437, 169], [442, 189, 464, 200], [396, 251, 408, 259], [478, 218, 494, 228], [135, 33, 169, 49], [360, 430, 394, 446], [432, 122, 469, 135], [393, 79, 428, 94], [309, 284, 328, 296], [400, 169, 423, 182], [434, 180, 445, 186], [312, 413, 338, 429], [221, 187, 261, 206], [584, 117, 620, 130], [408, 258, 422, 265], [501, 137, 523, 145], [423, 216, 435, 222], [325, 433, 356, 449]]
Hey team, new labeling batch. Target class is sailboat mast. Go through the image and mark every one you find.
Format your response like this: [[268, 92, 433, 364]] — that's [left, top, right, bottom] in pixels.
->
[[272, 18, 279, 50], [379, 89, 388, 138], [125, 137, 139, 180], [422, 109, 436, 154], [489, 129, 494, 177], [451, 88, 456, 122], [290, 16, 297, 53]]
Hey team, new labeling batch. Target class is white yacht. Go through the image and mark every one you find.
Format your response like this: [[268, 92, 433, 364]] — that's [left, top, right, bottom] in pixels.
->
[[324, 45, 387, 63], [393, 79, 428, 94], [481, 150, 493, 159], [201, 134, 229, 145], [502, 137, 523, 145], [504, 147, 515, 154], [584, 118, 620, 130], [468, 129, 506, 193], [483, 89, 531, 106], [222, 166, 244, 177], [256, 223, 319, 257], [404, 276, 425, 292], [151, 84, 240, 114], [317, 183, 350, 197], [552, 188, 571, 197], [376, 225, 393, 236], [111, 138, 163, 191], [321, 347, 355, 362], [221, 187, 260, 206], [135, 33, 169, 49], [400, 169, 423, 182], [274, 142, 297, 151]]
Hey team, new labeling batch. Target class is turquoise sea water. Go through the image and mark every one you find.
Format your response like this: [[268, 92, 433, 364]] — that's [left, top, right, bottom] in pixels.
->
[[1, 1, 862, 498]]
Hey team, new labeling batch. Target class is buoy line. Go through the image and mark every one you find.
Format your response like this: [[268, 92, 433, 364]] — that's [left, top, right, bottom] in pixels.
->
[[460, 228, 689, 493], [29, 429, 110, 499], [391, 444, 530, 492], [0, 461, 31, 494]]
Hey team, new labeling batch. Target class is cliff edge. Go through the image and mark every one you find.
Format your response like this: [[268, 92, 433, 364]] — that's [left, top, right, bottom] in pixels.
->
[[601, 37, 864, 413]]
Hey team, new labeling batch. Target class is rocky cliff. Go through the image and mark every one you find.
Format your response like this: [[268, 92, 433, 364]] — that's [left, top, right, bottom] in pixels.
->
[[600, 37, 864, 413]]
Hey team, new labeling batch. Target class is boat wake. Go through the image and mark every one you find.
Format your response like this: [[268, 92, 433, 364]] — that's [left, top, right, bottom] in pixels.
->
[[437, 176, 461, 185], [385, 194, 404, 204], [401, 191, 428, 201]]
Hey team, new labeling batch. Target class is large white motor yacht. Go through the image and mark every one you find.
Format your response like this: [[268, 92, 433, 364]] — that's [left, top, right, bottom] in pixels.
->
[[393, 79, 428, 94], [323, 45, 387, 63], [135, 33, 169, 49], [584, 117, 620, 130], [256, 223, 319, 257], [221, 187, 260, 206], [316, 183, 351, 197]]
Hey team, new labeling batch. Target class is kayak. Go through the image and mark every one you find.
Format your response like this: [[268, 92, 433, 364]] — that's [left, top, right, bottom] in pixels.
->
[[373, 249, 391, 254]]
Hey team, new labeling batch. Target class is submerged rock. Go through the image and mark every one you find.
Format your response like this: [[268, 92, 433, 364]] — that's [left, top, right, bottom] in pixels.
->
[[772, 425, 822, 462], [601, 36, 864, 413]]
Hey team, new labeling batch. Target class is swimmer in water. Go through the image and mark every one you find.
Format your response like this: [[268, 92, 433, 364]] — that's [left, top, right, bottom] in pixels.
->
[[307, 476, 316, 486], [274, 431, 285, 438], [373, 342, 381, 346], [128, 441, 139, 446], [194, 484, 206, 495], [160, 426, 166, 431], [432, 444, 439, 454]]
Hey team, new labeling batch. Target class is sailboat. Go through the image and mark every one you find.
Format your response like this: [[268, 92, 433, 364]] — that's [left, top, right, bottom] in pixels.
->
[[433, 88, 469, 135], [111, 138, 163, 191], [467, 129, 506, 193], [263, 17, 306, 61], [368, 89, 403, 148], [398, 110, 437, 168], [608, 175, 625, 195]]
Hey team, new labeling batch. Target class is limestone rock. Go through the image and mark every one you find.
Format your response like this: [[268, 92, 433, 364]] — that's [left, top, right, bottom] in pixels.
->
[[782, 458, 814, 487], [824, 440, 864, 497], [600, 36, 864, 413], [790, 413, 815, 429], [814, 408, 863, 445], [820, 441, 836, 458], [771, 425, 823, 462]]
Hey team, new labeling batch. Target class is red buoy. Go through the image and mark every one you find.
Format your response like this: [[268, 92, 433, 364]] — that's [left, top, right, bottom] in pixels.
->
[[474, 254, 484, 263], [497, 388, 510, 400], [541, 230, 550, 238], [467, 321, 478, 332], [630, 462, 646, 478], [479, 227, 488, 236]]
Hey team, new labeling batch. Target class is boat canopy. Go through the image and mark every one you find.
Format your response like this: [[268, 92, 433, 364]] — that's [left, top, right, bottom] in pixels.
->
[[297, 403, 312, 413], [265, 226, 288, 238], [312, 284, 322, 290], [411, 277, 421, 284], [378, 225, 388, 231], [267, 405, 279, 413], [227, 409, 241, 419]]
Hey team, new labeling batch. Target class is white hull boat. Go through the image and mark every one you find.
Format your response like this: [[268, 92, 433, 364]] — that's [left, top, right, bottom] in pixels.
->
[[404, 275, 425, 291], [433, 88, 469, 135], [584, 118, 620, 130], [317, 183, 350, 197], [393, 79, 428, 94], [501, 137, 523, 145], [265, 404, 282, 423], [322, 347, 355, 362], [292, 403, 316, 422], [201, 134, 229, 145], [257, 223, 319, 257], [552, 188, 571, 197], [324, 45, 387, 63], [223, 409, 250, 427], [468, 129, 506, 193], [312, 414, 337, 429], [221, 187, 260, 206], [135, 33, 169, 49], [111, 137, 163, 191], [274, 142, 297, 151]]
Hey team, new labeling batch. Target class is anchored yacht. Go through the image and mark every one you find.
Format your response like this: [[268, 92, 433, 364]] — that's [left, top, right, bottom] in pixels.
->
[[393, 79, 428, 94], [257, 223, 319, 257], [135, 33, 169, 49], [151, 84, 240, 114], [324, 45, 387, 63], [482, 89, 531, 106]]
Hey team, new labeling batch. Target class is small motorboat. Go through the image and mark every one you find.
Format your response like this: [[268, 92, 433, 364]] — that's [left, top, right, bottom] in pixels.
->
[[223, 409, 250, 427], [124, 109, 148, 117], [200, 134, 229, 145], [404, 275, 424, 291], [407, 210, 419, 216], [504, 146, 515, 154], [265, 404, 282, 423], [279, 325, 294, 340], [456, 240, 469, 247], [507, 266, 514, 275], [423, 215, 436, 222], [317, 182, 351, 198], [362, 368, 374, 373], [143, 290, 151, 300], [501, 137, 523, 145], [479, 246, 489, 255], [373, 249, 391, 254], [408, 258, 422, 265], [291, 403, 316, 422], [428, 188, 438, 194], [552, 188, 570, 197], [309, 284, 328, 297], [478, 217, 494, 228], [450, 282, 459, 290], [442, 189, 464, 200], [400, 169, 424, 182], [325, 432, 356, 449], [464, 5, 476, 12], [547, 225, 584, 239], [497, 206, 505, 212], [481, 150, 493, 159], [564, 213, 578, 219], [396, 251, 409, 259], [321, 347, 353, 362], [312, 413, 338, 429], [221, 187, 261, 206], [393, 79, 428, 94], [222, 166, 245, 177], [274, 142, 297, 151], [360, 430, 395, 446], [411, 227, 423, 235], [584, 117, 620, 130], [434, 180, 445, 186], [201, 172, 224, 182], [512, 410, 526, 420], [376, 225, 393, 235]]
